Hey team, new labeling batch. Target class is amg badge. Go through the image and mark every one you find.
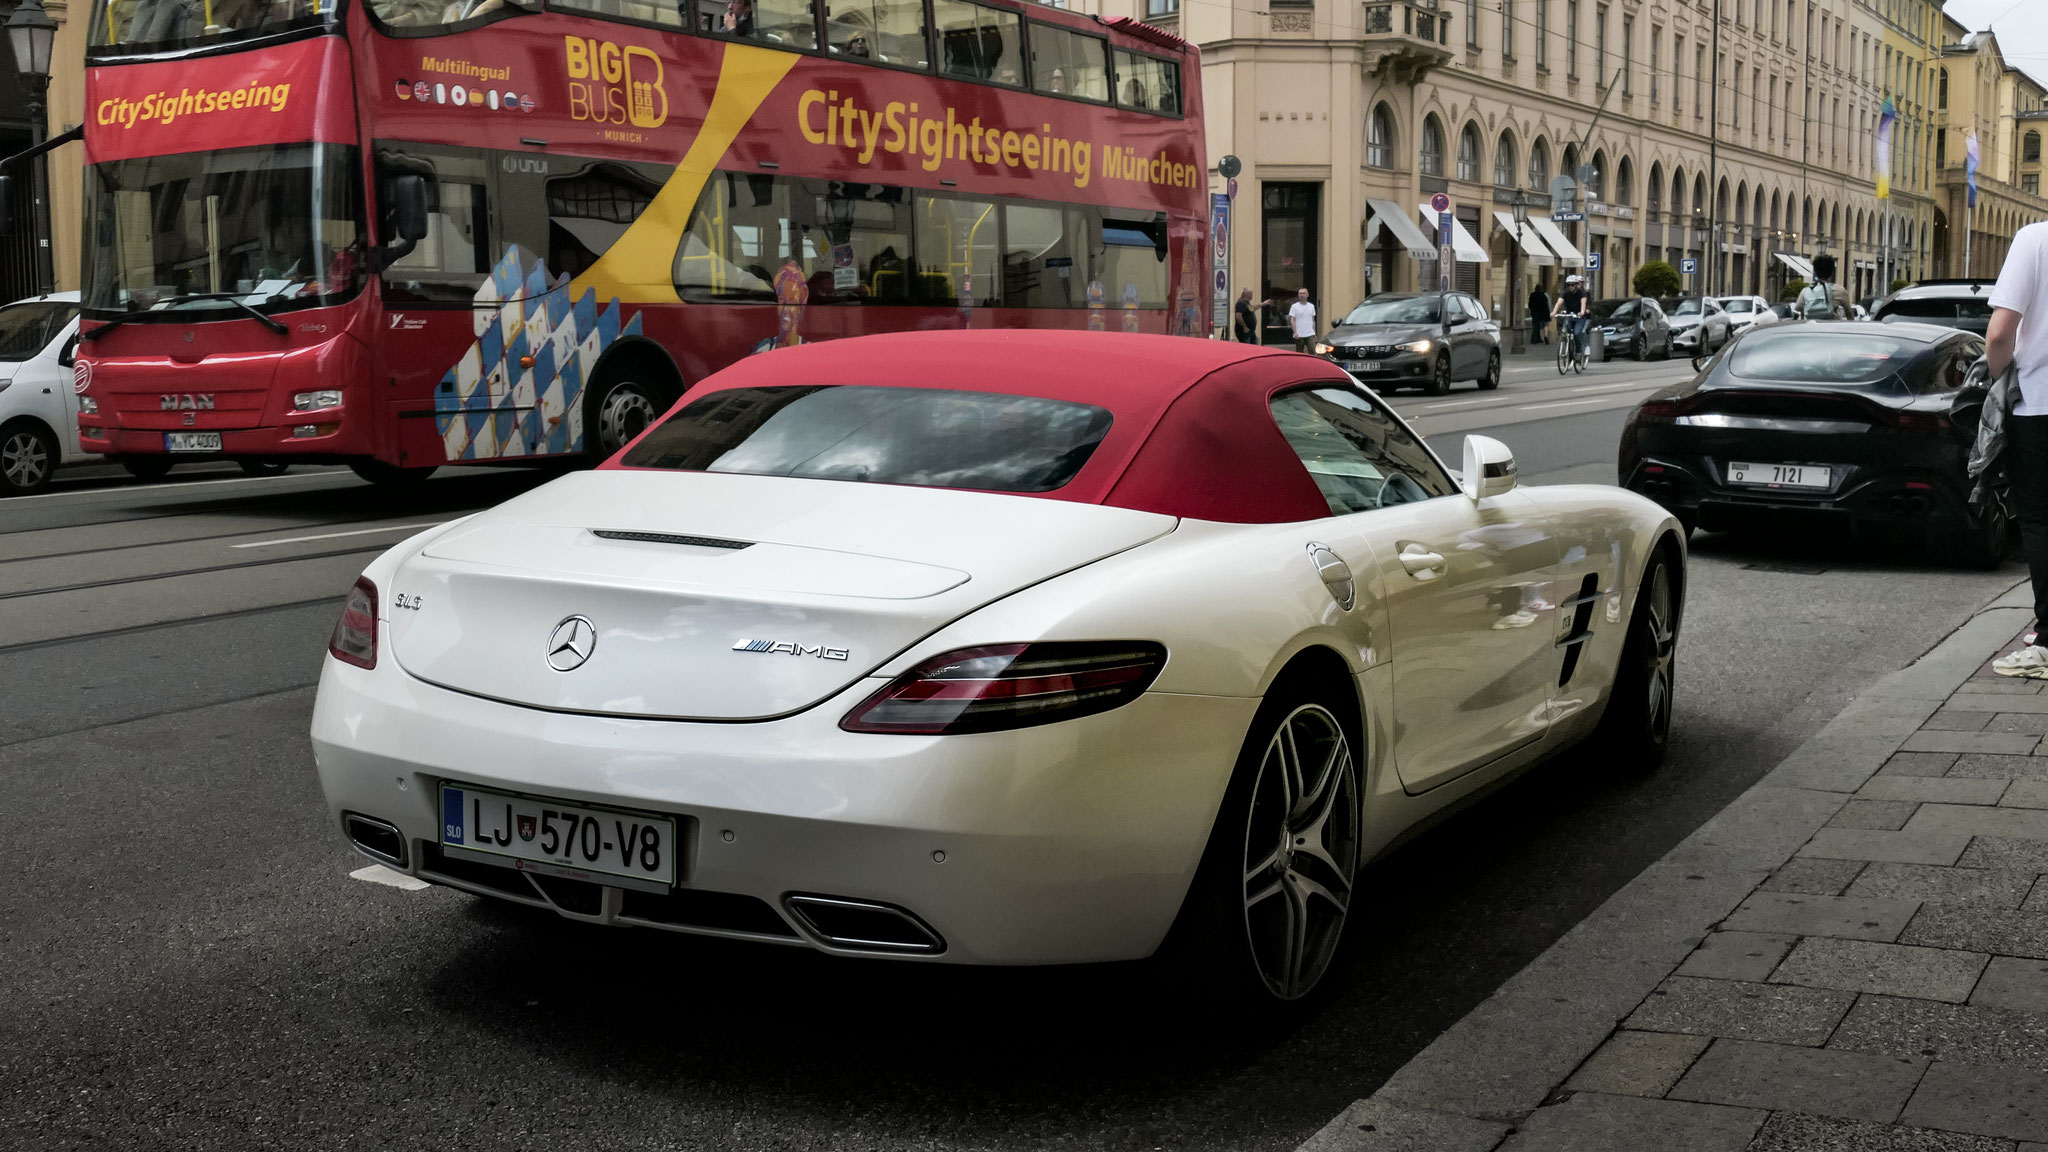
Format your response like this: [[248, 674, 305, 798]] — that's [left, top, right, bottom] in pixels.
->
[[733, 639, 850, 661]]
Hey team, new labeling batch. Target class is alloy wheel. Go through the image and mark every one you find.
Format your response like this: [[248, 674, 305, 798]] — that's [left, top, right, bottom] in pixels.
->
[[1240, 702, 1361, 1001], [1641, 561, 1677, 744], [1, 428, 51, 492], [596, 383, 661, 456]]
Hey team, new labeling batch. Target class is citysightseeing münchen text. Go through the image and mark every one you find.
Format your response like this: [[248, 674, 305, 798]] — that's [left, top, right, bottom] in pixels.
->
[[97, 82, 292, 129], [796, 89, 1199, 191]]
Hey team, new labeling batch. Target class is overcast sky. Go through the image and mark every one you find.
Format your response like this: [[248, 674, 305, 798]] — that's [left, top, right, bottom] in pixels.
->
[[1944, 0, 2048, 91]]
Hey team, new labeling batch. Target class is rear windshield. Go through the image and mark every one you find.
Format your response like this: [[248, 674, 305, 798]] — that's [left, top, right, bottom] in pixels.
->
[[1879, 297, 1995, 323], [619, 385, 1112, 493], [1727, 330, 1924, 385]]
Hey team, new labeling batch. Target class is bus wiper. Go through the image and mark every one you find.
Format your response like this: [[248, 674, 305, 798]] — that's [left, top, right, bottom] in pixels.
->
[[81, 292, 291, 339]]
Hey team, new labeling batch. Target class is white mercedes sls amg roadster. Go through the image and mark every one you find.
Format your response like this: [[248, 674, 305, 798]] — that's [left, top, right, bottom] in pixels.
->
[[312, 330, 1685, 1005]]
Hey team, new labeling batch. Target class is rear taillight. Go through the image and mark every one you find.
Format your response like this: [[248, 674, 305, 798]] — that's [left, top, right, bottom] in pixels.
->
[[1637, 396, 1697, 418], [1882, 408, 1950, 431], [840, 642, 1167, 735], [328, 577, 378, 669]]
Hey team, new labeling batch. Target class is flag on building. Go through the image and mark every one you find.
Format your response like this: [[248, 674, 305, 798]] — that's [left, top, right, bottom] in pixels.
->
[[1875, 97, 1897, 199], [1966, 131, 1981, 208]]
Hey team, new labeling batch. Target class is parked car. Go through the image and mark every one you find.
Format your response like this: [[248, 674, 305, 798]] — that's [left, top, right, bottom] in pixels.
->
[[1591, 297, 1673, 361], [1315, 291, 1501, 395], [1711, 295, 1780, 334], [1768, 302, 1800, 322], [1870, 280, 1995, 334], [312, 330, 1687, 1009], [1668, 297, 1732, 358], [0, 291, 86, 496], [1619, 321, 2003, 564]]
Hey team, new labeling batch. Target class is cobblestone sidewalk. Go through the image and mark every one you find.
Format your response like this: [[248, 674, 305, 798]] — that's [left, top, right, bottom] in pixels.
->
[[1303, 583, 2048, 1152]]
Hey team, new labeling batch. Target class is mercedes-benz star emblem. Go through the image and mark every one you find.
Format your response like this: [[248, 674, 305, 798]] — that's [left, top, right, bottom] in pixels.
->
[[546, 615, 596, 672]]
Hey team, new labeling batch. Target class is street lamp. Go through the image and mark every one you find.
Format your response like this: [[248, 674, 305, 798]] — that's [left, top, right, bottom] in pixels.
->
[[1691, 210, 1707, 297], [1509, 187, 1528, 354], [8, 0, 57, 295]]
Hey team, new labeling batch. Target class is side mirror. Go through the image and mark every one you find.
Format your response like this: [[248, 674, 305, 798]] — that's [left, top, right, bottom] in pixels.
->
[[1462, 434, 1518, 501], [390, 173, 429, 242]]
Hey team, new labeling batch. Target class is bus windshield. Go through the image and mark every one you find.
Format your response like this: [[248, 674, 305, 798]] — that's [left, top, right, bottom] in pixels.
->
[[84, 144, 364, 318], [92, 0, 340, 51]]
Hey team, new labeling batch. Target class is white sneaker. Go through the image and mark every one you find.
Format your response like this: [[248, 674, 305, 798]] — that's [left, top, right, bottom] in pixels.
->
[[1492, 609, 1539, 630], [1993, 645, 2048, 678]]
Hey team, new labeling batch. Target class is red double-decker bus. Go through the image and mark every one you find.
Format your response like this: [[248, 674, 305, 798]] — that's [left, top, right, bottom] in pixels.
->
[[76, 0, 1206, 481]]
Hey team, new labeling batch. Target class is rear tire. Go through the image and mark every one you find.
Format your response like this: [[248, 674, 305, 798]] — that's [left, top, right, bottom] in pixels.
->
[[0, 420, 57, 495], [120, 456, 173, 482], [1425, 353, 1452, 396], [1957, 499, 2014, 571], [1478, 349, 1501, 391], [1158, 672, 1363, 1014], [1594, 548, 1680, 771], [348, 460, 438, 487]]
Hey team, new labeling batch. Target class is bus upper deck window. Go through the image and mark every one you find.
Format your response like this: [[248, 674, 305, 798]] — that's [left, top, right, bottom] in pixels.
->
[[1113, 50, 1179, 115], [1029, 24, 1108, 102], [934, 0, 1023, 85], [827, 0, 925, 67], [718, 0, 816, 47]]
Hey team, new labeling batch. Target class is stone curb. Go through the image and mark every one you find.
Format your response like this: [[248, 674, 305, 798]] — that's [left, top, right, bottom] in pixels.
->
[[1297, 582, 2032, 1152]]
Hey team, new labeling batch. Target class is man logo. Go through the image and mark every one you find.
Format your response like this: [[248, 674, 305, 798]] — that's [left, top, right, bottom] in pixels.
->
[[732, 638, 850, 661], [547, 615, 597, 671], [159, 393, 214, 411]]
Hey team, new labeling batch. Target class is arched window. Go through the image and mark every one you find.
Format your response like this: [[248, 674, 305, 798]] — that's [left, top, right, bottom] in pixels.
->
[[1368, 104, 1395, 169], [1421, 115, 1445, 176], [1938, 67, 1948, 110], [1588, 149, 1608, 200], [1528, 138, 1550, 190], [2026, 131, 2041, 163], [1494, 131, 1518, 187], [1616, 157, 1635, 206], [1671, 168, 1686, 220], [1769, 190, 1780, 231], [1647, 163, 1664, 214], [1693, 175, 1707, 216], [1457, 122, 1482, 181]]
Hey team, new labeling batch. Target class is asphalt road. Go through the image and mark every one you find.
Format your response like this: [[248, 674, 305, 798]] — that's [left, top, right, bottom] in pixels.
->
[[0, 364, 2024, 1152]]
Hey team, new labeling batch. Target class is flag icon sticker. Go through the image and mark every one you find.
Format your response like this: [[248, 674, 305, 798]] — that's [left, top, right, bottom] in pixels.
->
[[414, 80, 431, 100], [394, 78, 411, 100]]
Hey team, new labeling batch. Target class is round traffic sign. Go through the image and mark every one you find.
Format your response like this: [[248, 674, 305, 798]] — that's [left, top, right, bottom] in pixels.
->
[[1430, 192, 1451, 214], [1219, 154, 1242, 179]]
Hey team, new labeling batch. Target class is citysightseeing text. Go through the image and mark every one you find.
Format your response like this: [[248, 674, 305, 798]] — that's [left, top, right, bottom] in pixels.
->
[[97, 82, 292, 130]]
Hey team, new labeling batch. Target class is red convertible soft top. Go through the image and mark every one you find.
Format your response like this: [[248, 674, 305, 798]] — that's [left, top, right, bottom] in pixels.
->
[[615, 330, 1357, 524]]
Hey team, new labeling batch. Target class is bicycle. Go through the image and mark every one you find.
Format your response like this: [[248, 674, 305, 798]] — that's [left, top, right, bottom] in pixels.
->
[[1555, 316, 1589, 375]]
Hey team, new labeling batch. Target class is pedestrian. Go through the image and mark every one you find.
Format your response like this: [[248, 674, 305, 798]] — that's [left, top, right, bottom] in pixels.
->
[[1990, 219, 2048, 677], [1234, 288, 1267, 344], [1797, 254, 1844, 320], [1288, 288, 1317, 353], [1528, 284, 1550, 345]]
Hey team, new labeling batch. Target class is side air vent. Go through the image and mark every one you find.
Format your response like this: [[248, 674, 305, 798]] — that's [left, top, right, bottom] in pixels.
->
[[591, 530, 752, 550], [1558, 573, 1601, 686]]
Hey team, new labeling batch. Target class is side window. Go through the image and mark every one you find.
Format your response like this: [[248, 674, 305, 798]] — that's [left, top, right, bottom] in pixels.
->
[[1095, 210, 1166, 310], [815, 181, 913, 303], [912, 193, 1002, 307], [674, 170, 804, 302], [704, 0, 818, 47], [1003, 202, 1084, 307], [826, 0, 926, 66], [377, 150, 492, 304], [1113, 50, 1181, 115], [553, 0, 683, 27], [934, 0, 1024, 84], [1030, 24, 1109, 101], [1269, 385, 1457, 515], [543, 162, 663, 282]]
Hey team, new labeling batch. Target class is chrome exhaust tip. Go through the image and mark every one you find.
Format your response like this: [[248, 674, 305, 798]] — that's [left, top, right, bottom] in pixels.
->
[[342, 812, 408, 869], [784, 895, 945, 955]]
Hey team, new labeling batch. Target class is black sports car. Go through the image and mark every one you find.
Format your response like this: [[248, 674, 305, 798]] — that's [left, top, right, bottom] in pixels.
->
[[1619, 321, 2007, 566]]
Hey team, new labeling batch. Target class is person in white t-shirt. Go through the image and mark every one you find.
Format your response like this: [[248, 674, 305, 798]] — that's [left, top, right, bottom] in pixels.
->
[[1288, 288, 1317, 353], [1989, 221, 2048, 677]]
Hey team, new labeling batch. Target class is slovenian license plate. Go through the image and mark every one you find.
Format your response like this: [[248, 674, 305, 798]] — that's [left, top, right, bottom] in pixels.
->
[[1727, 461, 1831, 488], [1356, 361, 1382, 372], [439, 782, 679, 890], [163, 432, 221, 452]]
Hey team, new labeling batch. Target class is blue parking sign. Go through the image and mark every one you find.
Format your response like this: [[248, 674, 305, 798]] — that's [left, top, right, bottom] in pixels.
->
[[1680, 257, 1698, 274], [1587, 251, 1603, 271]]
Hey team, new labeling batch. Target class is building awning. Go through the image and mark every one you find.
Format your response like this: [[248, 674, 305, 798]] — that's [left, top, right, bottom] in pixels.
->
[[1528, 216, 1585, 267], [1774, 252, 1814, 278], [1491, 211, 1556, 266], [1363, 199, 1436, 259], [1415, 204, 1491, 263]]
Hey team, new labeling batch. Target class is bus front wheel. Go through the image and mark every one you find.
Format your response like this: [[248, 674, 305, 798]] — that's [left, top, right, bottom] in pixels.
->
[[121, 456, 174, 482], [591, 380, 664, 461], [348, 460, 438, 487]]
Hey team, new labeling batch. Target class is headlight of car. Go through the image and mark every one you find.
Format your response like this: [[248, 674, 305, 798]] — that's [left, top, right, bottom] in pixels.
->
[[1395, 339, 1432, 353], [1314, 343, 1335, 356]]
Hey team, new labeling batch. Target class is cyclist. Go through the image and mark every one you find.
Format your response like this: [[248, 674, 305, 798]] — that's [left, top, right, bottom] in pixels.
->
[[1552, 274, 1592, 362]]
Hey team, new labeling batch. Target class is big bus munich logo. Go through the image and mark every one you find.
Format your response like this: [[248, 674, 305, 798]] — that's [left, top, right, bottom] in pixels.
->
[[564, 36, 667, 130]]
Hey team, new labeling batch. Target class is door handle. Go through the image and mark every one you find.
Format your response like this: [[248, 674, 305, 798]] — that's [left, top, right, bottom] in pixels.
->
[[1398, 542, 1445, 579]]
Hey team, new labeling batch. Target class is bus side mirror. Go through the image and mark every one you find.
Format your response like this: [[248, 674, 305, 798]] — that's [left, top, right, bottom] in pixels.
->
[[0, 175, 14, 239], [391, 174, 429, 242]]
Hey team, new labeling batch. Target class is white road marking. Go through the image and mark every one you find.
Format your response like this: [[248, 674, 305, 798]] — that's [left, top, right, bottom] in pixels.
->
[[231, 523, 443, 549], [16, 469, 339, 501], [1415, 396, 1523, 412], [1516, 396, 1631, 412], [350, 864, 430, 891], [1569, 381, 1662, 394]]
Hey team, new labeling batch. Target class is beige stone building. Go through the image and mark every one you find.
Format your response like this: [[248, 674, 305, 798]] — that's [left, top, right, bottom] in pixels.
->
[[1933, 21, 2048, 279], [1083, 0, 2041, 341]]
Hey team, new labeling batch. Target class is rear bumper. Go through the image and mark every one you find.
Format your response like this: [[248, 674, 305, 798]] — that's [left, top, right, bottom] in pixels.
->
[[310, 656, 1256, 965], [1623, 454, 1978, 534]]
